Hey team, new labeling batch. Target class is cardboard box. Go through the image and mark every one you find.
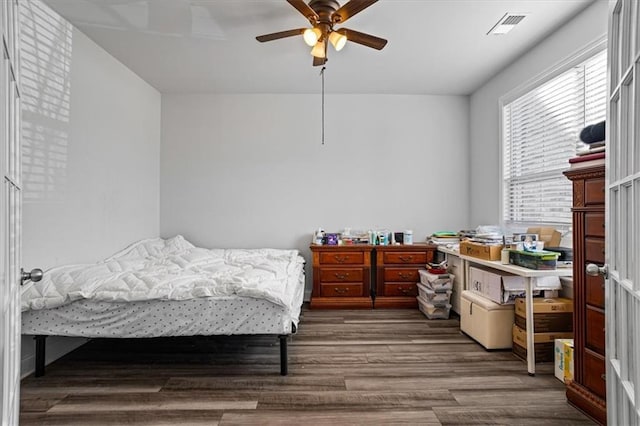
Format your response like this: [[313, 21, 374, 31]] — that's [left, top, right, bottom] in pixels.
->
[[468, 266, 527, 304], [564, 340, 574, 382], [526, 227, 562, 247], [512, 325, 572, 363], [515, 297, 573, 315], [514, 297, 573, 332], [459, 241, 502, 261], [555, 338, 574, 382]]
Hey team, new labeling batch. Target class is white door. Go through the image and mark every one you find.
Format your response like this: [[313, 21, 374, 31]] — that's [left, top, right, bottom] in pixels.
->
[[0, 0, 22, 424], [606, 0, 640, 424]]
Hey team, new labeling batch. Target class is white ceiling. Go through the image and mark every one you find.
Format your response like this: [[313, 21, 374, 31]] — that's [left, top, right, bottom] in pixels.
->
[[42, 0, 596, 95]]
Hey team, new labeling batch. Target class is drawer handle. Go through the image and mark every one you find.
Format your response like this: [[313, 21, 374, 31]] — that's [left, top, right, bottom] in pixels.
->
[[398, 272, 413, 279], [399, 287, 411, 295], [334, 287, 348, 294], [334, 273, 349, 280], [333, 255, 349, 263], [399, 256, 414, 263], [601, 373, 606, 381]]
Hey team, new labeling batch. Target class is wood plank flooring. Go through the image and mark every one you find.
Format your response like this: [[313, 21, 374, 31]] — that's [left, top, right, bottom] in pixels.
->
[[20, 307, 595, 425]]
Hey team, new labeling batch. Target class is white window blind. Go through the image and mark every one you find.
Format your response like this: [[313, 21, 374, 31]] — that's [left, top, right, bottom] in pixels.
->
[[503, 50, 607, 226]]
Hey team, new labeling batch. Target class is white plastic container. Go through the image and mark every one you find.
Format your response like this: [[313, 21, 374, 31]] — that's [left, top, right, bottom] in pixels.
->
[[417, 296, 451, 319], [404, 230, 413, 245], [416, 283, 452, 304], [418, 269, 454, 291]]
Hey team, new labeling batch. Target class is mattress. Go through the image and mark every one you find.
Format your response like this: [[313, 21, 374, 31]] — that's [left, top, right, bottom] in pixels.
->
[[21, 236, 306, 338], [22, 295, 300, 338]]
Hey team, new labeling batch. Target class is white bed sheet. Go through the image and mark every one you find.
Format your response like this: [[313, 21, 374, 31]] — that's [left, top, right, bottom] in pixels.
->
[[22, 296, 298, 338]]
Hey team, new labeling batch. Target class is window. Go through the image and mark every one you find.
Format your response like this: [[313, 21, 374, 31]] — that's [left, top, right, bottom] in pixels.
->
[[502, 49, 607, 227]]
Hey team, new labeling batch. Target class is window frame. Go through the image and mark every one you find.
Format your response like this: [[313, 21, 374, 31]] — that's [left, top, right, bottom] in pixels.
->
[[498, 36, 607, 231]]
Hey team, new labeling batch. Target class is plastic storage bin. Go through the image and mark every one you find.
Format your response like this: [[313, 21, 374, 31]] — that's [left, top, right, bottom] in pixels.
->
[[417, 295, 452, 319], [416, 282, 452, 304], [418, 269, 454, 291], [508, 250, 560, 270]]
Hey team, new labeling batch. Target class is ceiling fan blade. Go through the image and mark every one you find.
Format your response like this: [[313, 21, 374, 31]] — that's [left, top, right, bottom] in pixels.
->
[[332, 0, 378, 24], [256, 28, 305, 42], [287, 0, 319, 21], [337, 28, 387, 50], [313, 56, 327, 67]]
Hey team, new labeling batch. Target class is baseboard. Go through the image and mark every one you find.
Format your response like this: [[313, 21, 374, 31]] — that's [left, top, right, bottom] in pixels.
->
[[21, 336, 89, 379]]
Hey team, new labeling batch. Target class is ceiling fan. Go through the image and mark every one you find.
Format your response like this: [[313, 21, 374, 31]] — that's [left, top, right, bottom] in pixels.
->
[[256, 0, 387, 66]]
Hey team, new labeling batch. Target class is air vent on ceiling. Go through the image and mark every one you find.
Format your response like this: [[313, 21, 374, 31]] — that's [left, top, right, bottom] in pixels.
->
[[487, 13, 528, 35]]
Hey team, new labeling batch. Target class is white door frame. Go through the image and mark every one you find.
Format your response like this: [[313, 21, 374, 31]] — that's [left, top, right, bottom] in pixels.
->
[[606, 0, 640, 423], [1, 0, 22, 424]]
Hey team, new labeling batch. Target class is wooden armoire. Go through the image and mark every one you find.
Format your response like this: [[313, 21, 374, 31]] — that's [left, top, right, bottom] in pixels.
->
[[563, 159, 606, 425]]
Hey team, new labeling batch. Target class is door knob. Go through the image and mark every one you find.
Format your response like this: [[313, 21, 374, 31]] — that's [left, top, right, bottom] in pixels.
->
[[21, 268, 43, 285], [586, 263, 608, 279]]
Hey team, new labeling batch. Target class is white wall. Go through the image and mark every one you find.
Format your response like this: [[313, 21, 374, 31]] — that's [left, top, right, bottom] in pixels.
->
[[161, 94, 470, 296], [468, 0, 608, 226], [19, 0, 161, 376]]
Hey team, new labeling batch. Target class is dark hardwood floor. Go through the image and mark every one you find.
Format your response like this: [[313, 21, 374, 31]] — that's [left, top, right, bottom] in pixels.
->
[[20, 307, 595, 425]]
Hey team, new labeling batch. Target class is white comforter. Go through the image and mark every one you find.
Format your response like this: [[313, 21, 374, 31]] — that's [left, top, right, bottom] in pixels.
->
[[21, 236, 305, 313]]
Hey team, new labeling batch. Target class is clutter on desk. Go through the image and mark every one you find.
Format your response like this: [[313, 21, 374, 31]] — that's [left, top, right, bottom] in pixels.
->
[[428, 231, 460, 247]]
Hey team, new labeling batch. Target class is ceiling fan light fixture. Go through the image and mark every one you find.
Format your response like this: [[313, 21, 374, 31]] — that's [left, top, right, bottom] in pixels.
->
[[310, 40, 326, 58], [303, 27, 322, 46], [328, 31, 347, 51]]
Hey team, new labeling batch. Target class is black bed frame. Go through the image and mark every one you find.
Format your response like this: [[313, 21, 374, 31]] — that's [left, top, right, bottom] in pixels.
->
[[33, 323, 296, 377]]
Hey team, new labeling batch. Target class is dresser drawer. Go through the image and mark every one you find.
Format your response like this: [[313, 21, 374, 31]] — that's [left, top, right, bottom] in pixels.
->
[[585, 178, 605, 205], [584, 350, 606, 399], [319, 268, 364, 283], [383, 283, 418, 297], [586, 274, 605, 308], [320, 283, 364, 297], [384, 267, 420, 282], [585, 212, 605, 238], [586, 307, 605, 354], [383, 251, 429, 265], [585, 237, 605, 263], [319, 251, 364, 265]]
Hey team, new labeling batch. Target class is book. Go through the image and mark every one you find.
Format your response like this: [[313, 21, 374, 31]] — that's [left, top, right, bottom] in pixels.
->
[[568, 152, 605, 169]]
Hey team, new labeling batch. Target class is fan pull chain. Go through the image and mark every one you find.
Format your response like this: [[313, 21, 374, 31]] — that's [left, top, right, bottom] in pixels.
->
[[320, 66, 326, 145]]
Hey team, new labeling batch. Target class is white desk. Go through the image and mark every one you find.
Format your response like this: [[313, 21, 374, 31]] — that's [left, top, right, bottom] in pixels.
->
[[447, 249, 572, 375]]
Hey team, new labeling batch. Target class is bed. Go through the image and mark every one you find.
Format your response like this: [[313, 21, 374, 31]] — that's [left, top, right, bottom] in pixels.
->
[[21, 235, 306, 376]]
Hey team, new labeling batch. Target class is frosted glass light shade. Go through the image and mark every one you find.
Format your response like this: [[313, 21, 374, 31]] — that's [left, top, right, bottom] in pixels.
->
[[303, 28, 321, 46], [328, 31, 347, 51], [310, 40, 326, 58]]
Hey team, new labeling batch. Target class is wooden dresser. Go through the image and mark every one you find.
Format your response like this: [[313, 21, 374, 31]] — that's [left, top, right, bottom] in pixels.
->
[[310, 245, 374, 309], [375, 244, 436, 308], [564, 162, 606, 425]]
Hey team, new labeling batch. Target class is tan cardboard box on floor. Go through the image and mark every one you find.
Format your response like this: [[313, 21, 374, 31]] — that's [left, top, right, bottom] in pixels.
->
[[514, 297, 573, 332], [512, 324, 573, 363]]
